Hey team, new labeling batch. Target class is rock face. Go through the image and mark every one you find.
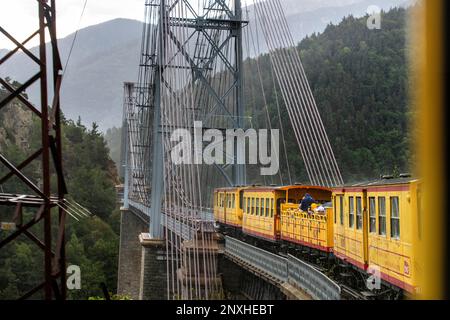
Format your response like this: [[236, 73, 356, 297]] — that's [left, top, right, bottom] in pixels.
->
[[0, 99, 32, 152]]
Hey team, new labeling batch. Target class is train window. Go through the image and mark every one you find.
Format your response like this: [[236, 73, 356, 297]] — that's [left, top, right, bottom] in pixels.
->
[[334, 197, 337, 224], [378, 197, 386, 236], [390, 197, 400, 239], [239, 192, 244, 210], [356, 197, 363, 230], [251, 198, 255, 215], [256, 198, 260, 216], [261, 199, 265, 217], [369, 197, 376, 233], [276, 198, 284, 214], [271, 199, 274, 217], [339, 196, 344, 226], [243, 197, 246, 213], [232, 194, 236, 209], [247, 197, 250, 214], [349, 197, 355, 228], [266, 198, 270, 217]]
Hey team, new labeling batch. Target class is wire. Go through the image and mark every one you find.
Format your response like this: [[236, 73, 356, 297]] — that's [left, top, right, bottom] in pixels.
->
[[253, 0, 344, 187], [63, 0, 88, 78]]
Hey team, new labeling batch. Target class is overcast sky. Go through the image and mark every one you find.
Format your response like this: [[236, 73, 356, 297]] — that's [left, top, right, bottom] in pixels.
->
[[0, 0, 146, 49], [0, 0, 264, 49], [0, 0, 362, 50]]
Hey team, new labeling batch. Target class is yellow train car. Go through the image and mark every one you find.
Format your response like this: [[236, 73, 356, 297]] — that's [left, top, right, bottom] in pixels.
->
[[214, 189, 226, 224], [242, 186, 281, 241], [333, 177, 421, 294], [365, 178, 421, 294], [242, 185, 331, 242], [213, 187, 246, 228], [280, 187, 333, 252]]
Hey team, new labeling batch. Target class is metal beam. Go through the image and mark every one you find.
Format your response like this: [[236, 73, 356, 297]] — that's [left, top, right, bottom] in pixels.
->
[[0, 0, 68, 300]]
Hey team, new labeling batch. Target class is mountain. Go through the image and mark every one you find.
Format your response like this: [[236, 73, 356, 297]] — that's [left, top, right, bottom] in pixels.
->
[[0, 0, 413, 130], [0, 19, 142, 130]]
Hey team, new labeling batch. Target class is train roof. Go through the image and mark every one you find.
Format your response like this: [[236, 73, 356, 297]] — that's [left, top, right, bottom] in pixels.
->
[[214, 186, 249, 192], [351, 176, 417, 186], [214, 185, 332, 193], [333, 176, 419, 191], [214, 178, 419, 193]]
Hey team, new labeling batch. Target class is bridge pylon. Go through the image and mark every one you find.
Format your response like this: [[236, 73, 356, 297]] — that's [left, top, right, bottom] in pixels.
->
[[119, 0, 247, 300]]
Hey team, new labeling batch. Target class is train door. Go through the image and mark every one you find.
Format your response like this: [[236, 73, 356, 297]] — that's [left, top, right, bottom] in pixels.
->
[[238, 190, 245, 225], [334, 193, 346, 258], [362, 189, 369, 266], [353, 192, 367, 269], [275, 191, 286, 239]]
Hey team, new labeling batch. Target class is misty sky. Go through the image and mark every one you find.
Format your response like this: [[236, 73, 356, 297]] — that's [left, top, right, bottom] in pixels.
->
[[0, 0, 367, 49], [0, 0, 146, 49]]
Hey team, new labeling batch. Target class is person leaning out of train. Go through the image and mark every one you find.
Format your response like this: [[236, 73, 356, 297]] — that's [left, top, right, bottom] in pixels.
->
[[300, 193, 315, 213]]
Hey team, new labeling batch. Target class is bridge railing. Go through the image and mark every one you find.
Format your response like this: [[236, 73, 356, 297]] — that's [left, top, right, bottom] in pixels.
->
[[128, 199, 151, 216], [127, 199, 215, 241], [225, 236, 288, 283], [287, 254, 341, 300], [224, 236, 341, 300]]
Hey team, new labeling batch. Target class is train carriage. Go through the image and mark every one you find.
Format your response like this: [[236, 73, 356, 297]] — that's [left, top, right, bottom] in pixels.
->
[[365, 178, 421, 293], [333, 177, 421, 294], [242, 187, 281, 241], [213, 187, 247, 228], [280, 186, 334, 252], [214, 189, 226, 224], [241, 185, 333, 244]]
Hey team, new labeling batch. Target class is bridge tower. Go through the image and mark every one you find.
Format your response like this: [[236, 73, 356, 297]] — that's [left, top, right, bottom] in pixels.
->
[[118, 0, 247, 300]]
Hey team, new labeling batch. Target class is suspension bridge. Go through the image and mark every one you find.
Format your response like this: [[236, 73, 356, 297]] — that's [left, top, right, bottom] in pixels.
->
[[118, 0, 343, 300], [0, 0, 445, 302]]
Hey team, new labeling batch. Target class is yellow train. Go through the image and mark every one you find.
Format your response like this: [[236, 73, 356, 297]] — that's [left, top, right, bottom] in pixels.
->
[[214, 177, 421, 296]]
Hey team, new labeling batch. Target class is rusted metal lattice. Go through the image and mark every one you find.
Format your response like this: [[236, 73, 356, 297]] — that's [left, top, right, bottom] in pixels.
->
[[0, 0, 68, 300]]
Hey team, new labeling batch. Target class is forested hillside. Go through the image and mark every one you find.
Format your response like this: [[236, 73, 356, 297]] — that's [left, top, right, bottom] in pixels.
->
[[243, 7, 412, 183], [0, 83, 120, 299]]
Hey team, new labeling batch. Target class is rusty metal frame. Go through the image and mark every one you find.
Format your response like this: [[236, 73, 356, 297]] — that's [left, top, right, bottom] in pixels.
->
[[0, 0, 67, 300]]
